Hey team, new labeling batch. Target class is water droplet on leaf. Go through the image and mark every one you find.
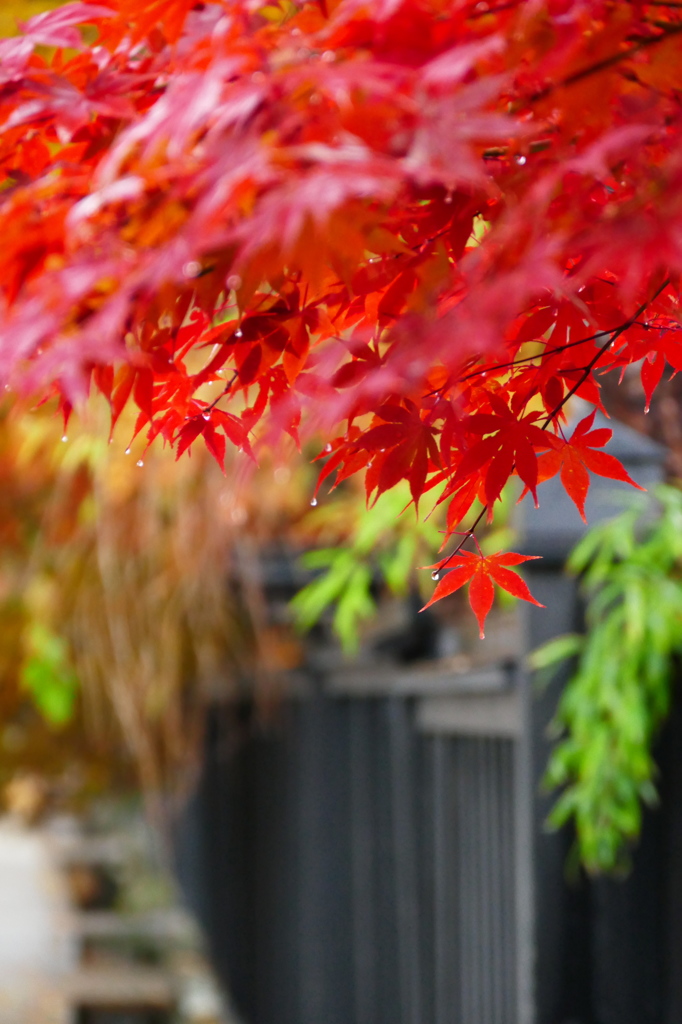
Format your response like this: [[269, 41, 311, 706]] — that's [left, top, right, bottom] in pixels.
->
[[431, 570, 440, 581], [515, 154, 527, 165], [136, 459, 144, 467], [324, 443, 332, 453], [235, 328, 243, 338], [310, 497, 318, 507], [125, 447, 131, 454], [61, 435, 68, 442]]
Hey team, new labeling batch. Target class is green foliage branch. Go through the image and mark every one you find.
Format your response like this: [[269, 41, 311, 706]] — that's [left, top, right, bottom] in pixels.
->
[[533, 484, 682, 872], [290, 482, 443, 653], [291, 482, 517, 653]]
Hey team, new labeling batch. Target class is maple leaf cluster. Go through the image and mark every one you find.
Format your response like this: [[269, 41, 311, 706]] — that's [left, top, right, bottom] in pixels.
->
[[3, 0, 682, 633]]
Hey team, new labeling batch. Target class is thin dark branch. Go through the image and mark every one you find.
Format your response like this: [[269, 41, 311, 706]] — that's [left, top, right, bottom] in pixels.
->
[[460, 327, 616, 382], [202, 369, 239, 414], [541, 278, 671, 428], [432, 277, 672, 575], [438, 505, 488, 570], [461, 305, 682, 384], [528, 22, 682, 103]]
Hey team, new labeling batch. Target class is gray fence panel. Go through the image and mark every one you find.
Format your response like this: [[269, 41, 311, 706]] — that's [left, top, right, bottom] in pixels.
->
[[178, 695, 521, 1024], [450, 736, 517, 1024]]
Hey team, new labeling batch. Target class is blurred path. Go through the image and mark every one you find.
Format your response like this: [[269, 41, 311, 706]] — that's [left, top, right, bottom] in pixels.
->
[[0, 817, 75, 1023], [0, 814, 241, 1024]]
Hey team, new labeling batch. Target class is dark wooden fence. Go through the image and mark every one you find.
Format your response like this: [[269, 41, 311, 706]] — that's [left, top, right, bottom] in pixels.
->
[[176, 415, 682, 1024]]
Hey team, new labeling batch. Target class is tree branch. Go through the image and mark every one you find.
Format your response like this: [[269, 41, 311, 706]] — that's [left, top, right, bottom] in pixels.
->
[[432, 278, 672, 576], [528, 22, 682, 103]]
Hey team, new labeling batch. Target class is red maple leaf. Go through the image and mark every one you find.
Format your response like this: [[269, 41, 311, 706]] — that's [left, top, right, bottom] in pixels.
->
[[353, 400, 441, 508], [421, 550, 544, 638], [533, 412, 644, 521], [452, 392, 553, 510]]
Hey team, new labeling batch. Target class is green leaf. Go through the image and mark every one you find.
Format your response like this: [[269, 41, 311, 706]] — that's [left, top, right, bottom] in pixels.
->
[[529, 633, 583, 672], [544, 484, 682, 872], [379, 532, 417, 594], [333, 564, 375, 653], [20, 622, 78, 727]]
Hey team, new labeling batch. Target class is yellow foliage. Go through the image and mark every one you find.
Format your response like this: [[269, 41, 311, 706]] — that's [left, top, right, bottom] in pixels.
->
[[0, 1, 63, 38]]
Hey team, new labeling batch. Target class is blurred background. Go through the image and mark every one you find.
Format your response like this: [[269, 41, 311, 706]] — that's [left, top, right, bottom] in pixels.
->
[[6, 5, 682, 1024], [3, 362, 682, 1024]]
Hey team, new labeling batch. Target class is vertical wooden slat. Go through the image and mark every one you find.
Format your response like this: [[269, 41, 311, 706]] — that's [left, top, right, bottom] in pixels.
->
[[432, 735, 456, 1024], [350, 701, 377, 1024], [388, 698, 423, 1024]]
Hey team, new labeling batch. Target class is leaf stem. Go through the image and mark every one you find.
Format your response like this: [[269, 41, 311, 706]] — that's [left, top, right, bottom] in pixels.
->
[[541, 278, 671, 429], [432, 278, 672, 576]]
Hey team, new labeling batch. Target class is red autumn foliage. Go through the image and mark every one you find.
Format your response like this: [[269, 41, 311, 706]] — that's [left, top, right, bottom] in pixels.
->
[[423, 551, 544, 639], [530, 410, 645, 523], [3, 0, 682, 633]]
